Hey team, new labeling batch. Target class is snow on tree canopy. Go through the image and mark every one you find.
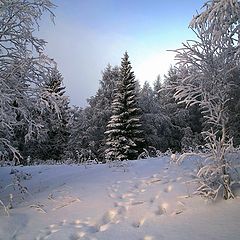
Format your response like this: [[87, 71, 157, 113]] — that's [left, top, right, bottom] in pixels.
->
[[105, 52, 144, 161]]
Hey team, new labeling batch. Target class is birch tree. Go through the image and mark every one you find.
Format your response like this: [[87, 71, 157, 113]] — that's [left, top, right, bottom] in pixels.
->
[[0, 0, 56, 164], [173, 0, 240, 199]]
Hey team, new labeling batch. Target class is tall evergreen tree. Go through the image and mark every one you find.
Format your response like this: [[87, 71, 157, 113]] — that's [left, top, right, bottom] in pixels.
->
[[45, 69, 70, 160], [86, 65, 120, 160], [160, 68, 203, 151], [67, 65, 119, 162], [32, 68, 70, 161], [139, 80, 174, 153], [105, 52, 144, 161], [153, 75, 162, 100]]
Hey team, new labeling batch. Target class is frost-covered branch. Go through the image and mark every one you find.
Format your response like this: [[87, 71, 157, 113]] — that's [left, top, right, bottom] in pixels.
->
[[169, 0, 240, 200], [0, 0, 56, 164]]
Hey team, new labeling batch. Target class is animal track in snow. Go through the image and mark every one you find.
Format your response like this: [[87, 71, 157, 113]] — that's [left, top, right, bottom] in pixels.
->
[[155, 204, 167, 216], [164, 185, 173, 193], [101, 209, 118, 224], [33, 160, 193, 240], [35, 217, 100, 240], [132, 217, 146, 228], [149, 193, 161, 204]]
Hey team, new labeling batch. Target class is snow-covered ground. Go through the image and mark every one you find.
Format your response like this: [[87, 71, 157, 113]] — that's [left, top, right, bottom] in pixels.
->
[[0, 156, 240, 240]]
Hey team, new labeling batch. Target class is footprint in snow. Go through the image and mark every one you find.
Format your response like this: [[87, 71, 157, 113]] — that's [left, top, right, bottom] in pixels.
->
[[101, 209, 118, 224], [36, 217, 99, 240], [94, 208, 124, 233], [164, 185, 173, 193], [117, 205, 129, 215], [155, 203, 168, 216], [149, 193, 160, 204], [155, 206, 165, 216], [132, 217, 146, 228]]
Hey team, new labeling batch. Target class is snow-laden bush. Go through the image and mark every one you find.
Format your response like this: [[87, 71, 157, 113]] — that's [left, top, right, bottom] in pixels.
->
[[107, 159, 130, 172], [170, 0, 240, 200], [138, 147, 179, 160], [0, 168, 32, 215], [138, 148, 150, 159]]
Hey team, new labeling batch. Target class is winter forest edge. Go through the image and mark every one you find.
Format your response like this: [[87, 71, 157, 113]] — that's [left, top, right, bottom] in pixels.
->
[[1, 0, 240, 220]]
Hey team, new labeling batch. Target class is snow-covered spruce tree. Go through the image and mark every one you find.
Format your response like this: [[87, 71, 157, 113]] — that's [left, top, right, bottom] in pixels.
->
[[66, 106, 91, 162], [172, 0, 240, 199], [105, 52, 144, 161], [139, 80, 173, 153], [0, 0, 56, 164], [86, 65, 120, 161], [67, 65, 119, 162], [139, 81, 158, 151], [31, 68, 70, 161], [159, 68, 203, 152]]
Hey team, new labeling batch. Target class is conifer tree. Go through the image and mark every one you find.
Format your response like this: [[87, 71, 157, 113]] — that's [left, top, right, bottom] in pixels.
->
[[139, 80, 173, 153], [87, 65, 120, 160], [66, 65, 119, 162], [45, 69, 66, 96], [105, 52, 144, 161], [34, 68, 70, 161]]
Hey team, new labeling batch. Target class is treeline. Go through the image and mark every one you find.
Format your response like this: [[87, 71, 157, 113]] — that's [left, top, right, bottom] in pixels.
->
[[1, 0, 240, 168], [66, 62, 205, 163], [0, 0, 70, 165]]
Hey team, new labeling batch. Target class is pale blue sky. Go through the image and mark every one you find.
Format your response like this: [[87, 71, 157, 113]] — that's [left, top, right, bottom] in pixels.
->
[[40, 0, 205, 106]]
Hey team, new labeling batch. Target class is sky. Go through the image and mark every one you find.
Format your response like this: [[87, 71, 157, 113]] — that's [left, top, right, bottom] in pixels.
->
[[39, 0, 205, 107]]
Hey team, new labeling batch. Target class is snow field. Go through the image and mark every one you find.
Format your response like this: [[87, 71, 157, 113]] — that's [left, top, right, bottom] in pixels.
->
[[0, 156, 240, 240]]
